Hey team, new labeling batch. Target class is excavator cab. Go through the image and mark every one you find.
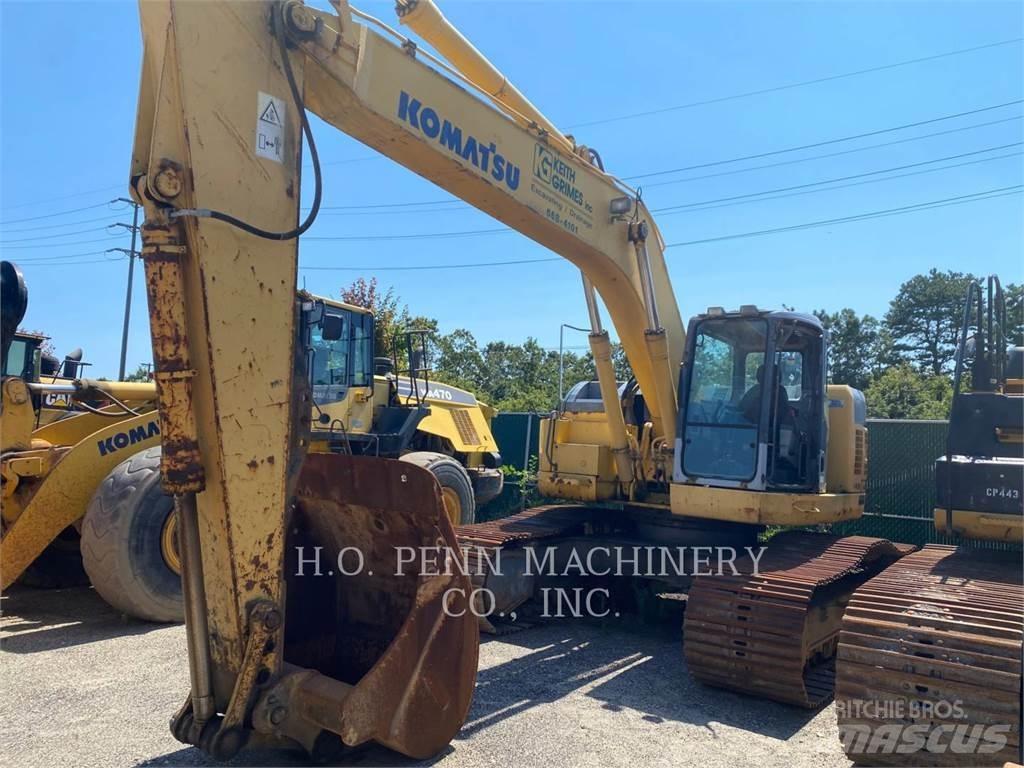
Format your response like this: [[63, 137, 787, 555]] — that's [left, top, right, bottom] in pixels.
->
[[676, 307, 827, 494]]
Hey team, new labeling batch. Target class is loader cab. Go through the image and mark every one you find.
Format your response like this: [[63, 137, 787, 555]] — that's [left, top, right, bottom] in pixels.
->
[[675, 307, 827, 494], [304, 299, 375, 408], [4, 331, 44, 383]]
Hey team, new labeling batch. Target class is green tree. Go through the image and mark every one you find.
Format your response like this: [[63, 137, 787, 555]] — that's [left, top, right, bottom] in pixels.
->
[[432, 328, 484, 392], [1004, 282, 1023, 346], [123, 363, 152, 382], [884, 269, 976, 376], [340, 277, 408, 356], [813, 309, 884, 390], [864, 363, 952, 419]]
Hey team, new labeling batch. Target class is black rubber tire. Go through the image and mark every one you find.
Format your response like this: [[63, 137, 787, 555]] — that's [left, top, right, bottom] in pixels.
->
[[18, 527, 90, 588], [399, 451, 476, 525], [81, 446, 183, 623]]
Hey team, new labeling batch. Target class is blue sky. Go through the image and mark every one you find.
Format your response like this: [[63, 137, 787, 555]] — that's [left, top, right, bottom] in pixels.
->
[[2, 0, 1022, 378]]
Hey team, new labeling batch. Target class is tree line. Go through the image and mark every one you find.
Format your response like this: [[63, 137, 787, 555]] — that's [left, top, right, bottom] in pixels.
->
[[814, 269, 1022, 419], [347, 270, 1021, 420]]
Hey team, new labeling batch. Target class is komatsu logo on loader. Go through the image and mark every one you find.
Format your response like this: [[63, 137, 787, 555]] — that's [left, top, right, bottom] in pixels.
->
[[97, 420, 160, 457], [397, 91, 520, 191]]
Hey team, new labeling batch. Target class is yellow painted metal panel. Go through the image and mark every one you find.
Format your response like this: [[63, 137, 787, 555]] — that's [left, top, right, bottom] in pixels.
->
[[670, 483, 864, 525]]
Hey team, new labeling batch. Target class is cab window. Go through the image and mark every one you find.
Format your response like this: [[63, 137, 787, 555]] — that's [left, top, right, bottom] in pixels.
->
[[4, 338, 32, 380], [311, 313, 350, 387], [351, 313, 373, 387], [682, 317, 768, 481]]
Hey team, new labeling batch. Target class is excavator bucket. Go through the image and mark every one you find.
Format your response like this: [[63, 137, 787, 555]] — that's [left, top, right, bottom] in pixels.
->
[[277, 452, 479, 759]]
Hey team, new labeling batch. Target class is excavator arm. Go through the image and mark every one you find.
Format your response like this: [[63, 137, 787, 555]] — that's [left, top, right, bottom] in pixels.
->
[[131, 0, 683, 760]]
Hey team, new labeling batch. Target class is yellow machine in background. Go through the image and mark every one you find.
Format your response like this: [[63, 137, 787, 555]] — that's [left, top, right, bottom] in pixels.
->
[[1, 260, 174, 619], [303, 293, 502, 525], [836, 275, 1023, 767]]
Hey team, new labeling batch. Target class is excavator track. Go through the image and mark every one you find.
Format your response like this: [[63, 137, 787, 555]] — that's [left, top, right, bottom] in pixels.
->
[[684, 531, 916, 707], [836, 545, 1023, 767], [456, 504, 600, 549]]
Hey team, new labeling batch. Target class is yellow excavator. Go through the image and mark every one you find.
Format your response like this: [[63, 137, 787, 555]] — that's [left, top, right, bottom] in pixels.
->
[[836, 275, 1022, 766], [121, 0, 995, 761]]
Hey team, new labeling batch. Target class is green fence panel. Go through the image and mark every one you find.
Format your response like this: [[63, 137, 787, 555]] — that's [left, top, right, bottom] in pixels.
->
[[492, 412, 542, 471], [832, 419, 950, 546]]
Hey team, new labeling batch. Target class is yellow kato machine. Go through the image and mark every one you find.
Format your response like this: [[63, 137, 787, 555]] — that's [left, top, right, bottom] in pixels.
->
[[302, 292, 503, 525], [836, 275, 1023, 766], [125, 0, 915, 760]]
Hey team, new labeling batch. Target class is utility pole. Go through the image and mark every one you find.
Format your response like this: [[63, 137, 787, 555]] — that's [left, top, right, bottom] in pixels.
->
[[109, 199, 140, 381]]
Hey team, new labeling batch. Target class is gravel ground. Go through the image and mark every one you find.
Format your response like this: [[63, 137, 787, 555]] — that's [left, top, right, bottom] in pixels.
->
[[1, 585, 850, 768]]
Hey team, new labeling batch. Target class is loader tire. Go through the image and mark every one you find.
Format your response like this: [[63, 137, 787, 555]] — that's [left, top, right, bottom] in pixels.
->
[[81, 446, 183, 623], [400, 451, 476, 526]]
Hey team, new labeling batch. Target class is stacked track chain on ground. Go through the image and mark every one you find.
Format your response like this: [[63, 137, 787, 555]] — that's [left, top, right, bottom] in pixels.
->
[[836, 544, 1023, 767]]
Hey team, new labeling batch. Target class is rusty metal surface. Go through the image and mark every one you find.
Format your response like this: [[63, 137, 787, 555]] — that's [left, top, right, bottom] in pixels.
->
[[836, 545, 1023, 767], [455, 504, 601, 548], [684, 532, 913, 708], [141, 237, 204, 493], [282, 453, 478, 759]]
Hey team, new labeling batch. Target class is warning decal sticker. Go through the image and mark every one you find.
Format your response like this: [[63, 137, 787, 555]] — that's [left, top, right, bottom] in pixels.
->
[[256, 91, 285, 163]]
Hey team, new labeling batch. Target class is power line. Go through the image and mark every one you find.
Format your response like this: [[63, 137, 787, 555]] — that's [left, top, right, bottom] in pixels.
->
[[297, 143, 1022, 242], [627, 100, 1022, 181], [301, 255, 559, 271], [660, 150, 1022, 215], [0, 184, 123, 212], [0, 225, 117, 244], [298, 186, 1020, 271], [642, 114, 1024, 189], [663, 185, 1022, 247], [651, 142, 1023, 214], [303, 227, 510, 242], [0, 214, 129, 234], [0, 235, 122, 250], [0, 200, 126, 227], [15, 257, 128, 267], [8, 249, 123, 263], [569, 38, 1024, 129]]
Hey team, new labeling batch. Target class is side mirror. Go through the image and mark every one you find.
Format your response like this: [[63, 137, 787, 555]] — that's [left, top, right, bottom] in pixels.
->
[[321, 314, 343, 341]]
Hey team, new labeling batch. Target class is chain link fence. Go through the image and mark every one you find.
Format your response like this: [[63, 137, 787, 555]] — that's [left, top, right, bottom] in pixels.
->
[[481, 414, 1015, 548]]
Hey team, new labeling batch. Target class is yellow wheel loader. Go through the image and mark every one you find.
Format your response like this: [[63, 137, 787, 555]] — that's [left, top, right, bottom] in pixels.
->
[[1, 260, 173, 617], [302, 293, 503, 526], [122, 0, 917, 760], [836, 275, 1023, 766]]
